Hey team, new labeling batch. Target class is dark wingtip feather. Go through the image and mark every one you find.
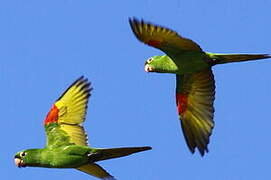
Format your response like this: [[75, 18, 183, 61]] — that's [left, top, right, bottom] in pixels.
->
[[181, 119, 210, 157], [57, 76, 93, 101], [128, 17, 142, 41], [128, 17, 140, 25], [198, 147, 208, 157], [187, 143, 209, 157]]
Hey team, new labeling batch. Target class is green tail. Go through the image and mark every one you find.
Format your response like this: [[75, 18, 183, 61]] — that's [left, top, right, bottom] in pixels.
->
[[207, 53, 271, 65], [94, 146, 152, 162]]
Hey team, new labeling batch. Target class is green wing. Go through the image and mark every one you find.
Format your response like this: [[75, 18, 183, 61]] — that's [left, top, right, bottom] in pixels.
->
[[44, 76, 92, 148], [176, 69, 215, 156], [44, 77, 118, 179], [129, 17, 202, 53]]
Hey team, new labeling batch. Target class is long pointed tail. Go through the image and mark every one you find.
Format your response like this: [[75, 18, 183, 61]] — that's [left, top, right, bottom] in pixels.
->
[[207, 53, 271, 65], [93, 146, 152, 162]]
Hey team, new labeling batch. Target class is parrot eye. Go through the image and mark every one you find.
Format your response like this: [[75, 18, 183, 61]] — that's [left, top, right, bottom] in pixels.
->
[[146, 58, 153, 64], [20, 152, 26, 157]]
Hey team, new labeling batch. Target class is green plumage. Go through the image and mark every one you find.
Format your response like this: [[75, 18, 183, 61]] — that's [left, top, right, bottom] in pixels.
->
[[129, 17, 270, 156], [14, 77, 151, 180], [15, 144, 150, 169]]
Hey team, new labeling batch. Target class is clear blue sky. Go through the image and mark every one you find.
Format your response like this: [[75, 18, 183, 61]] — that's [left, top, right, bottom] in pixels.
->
[[2, 0, 271, 180]]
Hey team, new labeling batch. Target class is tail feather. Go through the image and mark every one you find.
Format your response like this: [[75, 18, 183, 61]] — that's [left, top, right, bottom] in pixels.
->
[[207, 53, 271, 65], [94, 146, 152, 162]]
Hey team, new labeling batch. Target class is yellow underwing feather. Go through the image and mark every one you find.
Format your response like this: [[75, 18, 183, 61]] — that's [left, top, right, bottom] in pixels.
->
[[176, 69, 215, 156], [77, 163, 116, 180], [60, 124, 88, 146], [54, 76, 92, 146]]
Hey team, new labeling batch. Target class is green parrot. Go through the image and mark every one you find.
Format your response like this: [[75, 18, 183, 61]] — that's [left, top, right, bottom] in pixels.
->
[[129, 17, 270, 156], [14, 76, 151, 179]]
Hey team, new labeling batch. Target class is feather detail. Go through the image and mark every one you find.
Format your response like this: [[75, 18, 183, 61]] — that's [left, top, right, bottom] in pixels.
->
[[129, 17, 202, 52], [44, 105, 59, 125], [176, 93, 188, 115], [176, 69, 215, 156], [45, 76, 92, 147], [77, 163, 116, 180]]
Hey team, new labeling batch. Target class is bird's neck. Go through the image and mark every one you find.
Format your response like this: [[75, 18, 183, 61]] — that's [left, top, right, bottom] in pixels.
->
[[151, 55, 179, 73], [24, 149, 44, 167]]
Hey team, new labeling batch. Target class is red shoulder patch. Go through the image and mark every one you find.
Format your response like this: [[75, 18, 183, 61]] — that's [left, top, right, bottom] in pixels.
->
[[176, 93, 188, 115], [44, 104, 59, 125], [147, 40, 161, 48]]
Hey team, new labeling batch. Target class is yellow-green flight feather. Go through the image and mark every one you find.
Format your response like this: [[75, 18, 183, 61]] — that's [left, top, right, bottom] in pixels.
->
[[129, 17, 270, 156], [15, 76, 151, 180]]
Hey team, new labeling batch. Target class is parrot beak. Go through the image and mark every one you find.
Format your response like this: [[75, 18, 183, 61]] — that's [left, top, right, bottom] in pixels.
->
[[144, 64, 154, 72], [144, 58, 154, 72], [14, 158, 26, 168]]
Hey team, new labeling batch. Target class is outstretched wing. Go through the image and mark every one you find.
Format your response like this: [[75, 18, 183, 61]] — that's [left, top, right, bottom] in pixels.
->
[[129, 17, 202, 53], [44, 76, 92, 147], [77, 163, 116, 180], [176, 69, 215, 156]]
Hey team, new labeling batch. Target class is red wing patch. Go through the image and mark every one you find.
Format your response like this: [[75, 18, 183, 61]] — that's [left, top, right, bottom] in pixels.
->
[[44, 104, 59, 125], [176, 93, 188, 115], [147, 40, 161, 48]]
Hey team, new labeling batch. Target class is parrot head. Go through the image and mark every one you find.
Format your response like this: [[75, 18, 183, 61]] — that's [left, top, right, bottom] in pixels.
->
[[144, 55, 178, 73], [14, 149, 41, 168]]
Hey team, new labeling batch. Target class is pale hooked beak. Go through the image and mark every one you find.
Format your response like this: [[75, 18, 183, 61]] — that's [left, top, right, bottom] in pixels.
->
[[144, 64, 154, 72], [14, 158, 26, 168]]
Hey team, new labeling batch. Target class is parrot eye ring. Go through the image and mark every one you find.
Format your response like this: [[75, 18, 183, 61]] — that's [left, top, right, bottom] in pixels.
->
[[20, 152, 26, 157], [146, 58, 153, 63]]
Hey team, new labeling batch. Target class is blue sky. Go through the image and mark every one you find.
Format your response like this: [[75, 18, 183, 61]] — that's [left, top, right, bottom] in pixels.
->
[[2, 0, 271, 179]]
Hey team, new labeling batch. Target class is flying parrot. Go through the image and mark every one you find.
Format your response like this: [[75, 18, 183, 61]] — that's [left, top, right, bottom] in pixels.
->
[[129, 17, 270, 156], [14, 76, 151, 179]]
